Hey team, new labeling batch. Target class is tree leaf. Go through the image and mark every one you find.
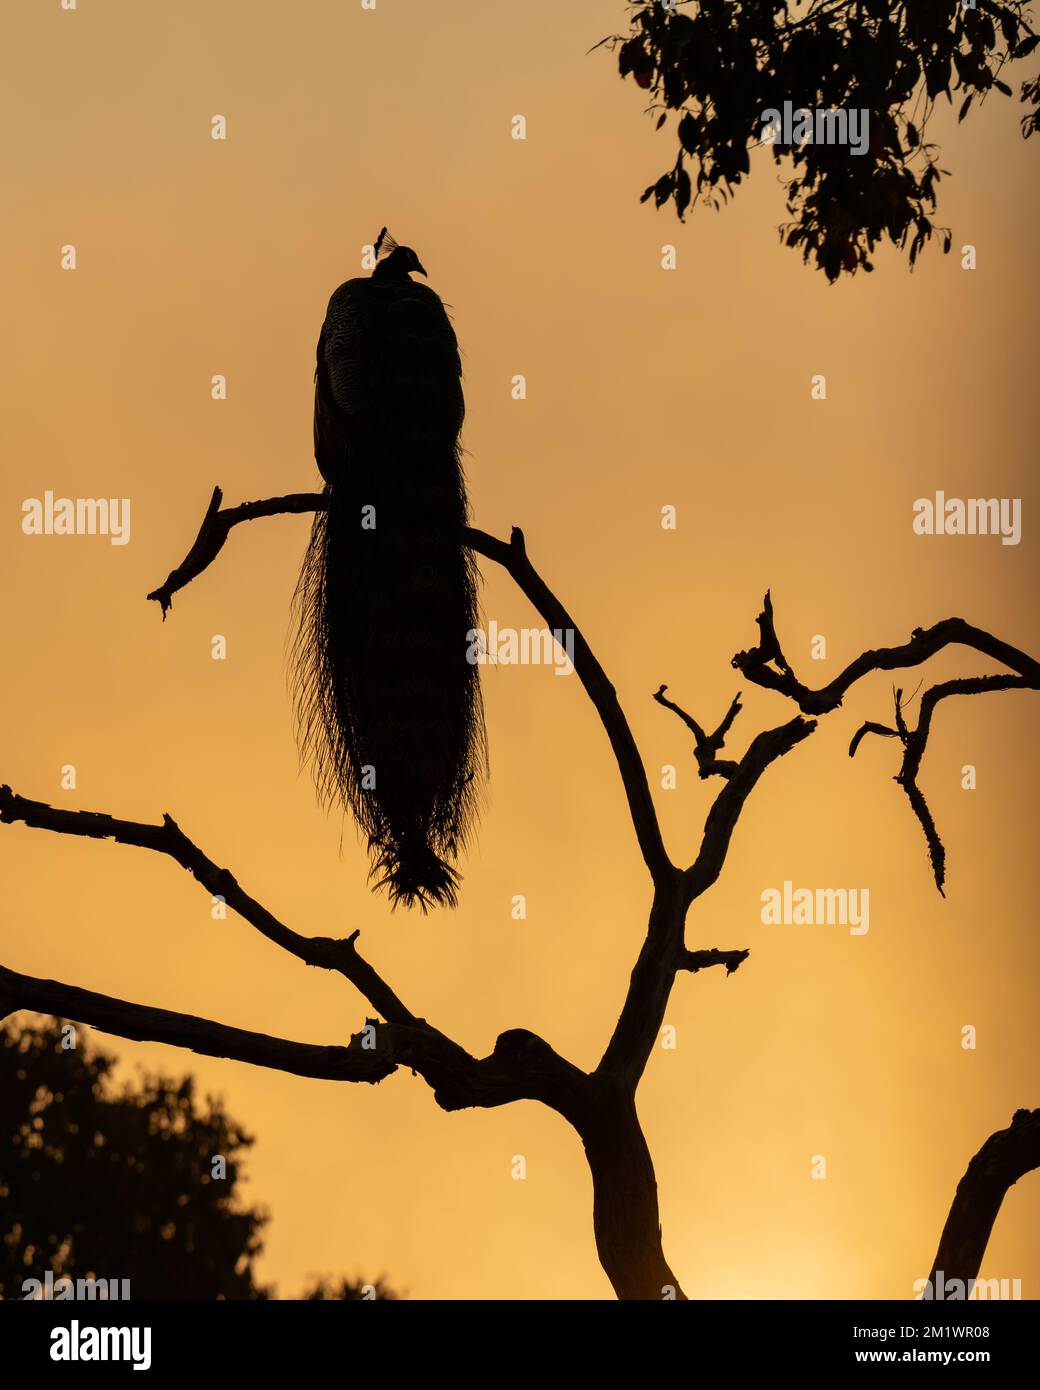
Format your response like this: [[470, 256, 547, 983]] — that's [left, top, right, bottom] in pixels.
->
[[678, 111, 699, 151]]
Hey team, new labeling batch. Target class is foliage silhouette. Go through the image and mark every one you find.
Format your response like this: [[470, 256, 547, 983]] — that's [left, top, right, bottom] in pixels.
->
[[604, 0, 1039, 279], [0, 1017, 395, 1301], [303, 1275, 398, 1301]]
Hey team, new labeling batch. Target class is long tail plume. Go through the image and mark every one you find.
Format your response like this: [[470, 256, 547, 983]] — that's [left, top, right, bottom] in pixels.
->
[[291, 439, 487, 909]]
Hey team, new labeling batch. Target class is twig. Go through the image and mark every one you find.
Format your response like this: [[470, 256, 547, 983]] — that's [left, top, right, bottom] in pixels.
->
[[684, 715, 818, 903], [653, 684, 742, 779], [849, 674, 1035, 893], [146, 487, 325, 617], [677, 947, 749, 975], [733, 593, 1040, 714]]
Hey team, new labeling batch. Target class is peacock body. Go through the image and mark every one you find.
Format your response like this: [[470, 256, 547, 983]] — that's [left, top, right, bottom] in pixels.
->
[[292, 231, 486, 908]]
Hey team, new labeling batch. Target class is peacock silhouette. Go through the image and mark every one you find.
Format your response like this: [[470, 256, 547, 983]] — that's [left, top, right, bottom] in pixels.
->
[[292, 229, 487, 909]]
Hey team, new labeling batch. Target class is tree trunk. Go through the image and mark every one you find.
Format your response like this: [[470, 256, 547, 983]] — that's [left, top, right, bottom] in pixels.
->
[[926, 1108, 1040, 1295], [579, 1081, 686, 1300]]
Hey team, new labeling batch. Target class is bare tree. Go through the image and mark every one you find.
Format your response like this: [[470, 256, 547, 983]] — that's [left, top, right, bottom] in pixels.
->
[[2, 486, 1037, 1299]]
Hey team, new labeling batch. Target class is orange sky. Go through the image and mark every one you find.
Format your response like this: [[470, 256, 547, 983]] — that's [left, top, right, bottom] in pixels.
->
[[2, 0, 1037, 1299]]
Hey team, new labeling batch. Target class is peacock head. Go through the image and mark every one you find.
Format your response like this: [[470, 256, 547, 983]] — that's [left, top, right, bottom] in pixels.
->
[[371, 227, 427, 280]]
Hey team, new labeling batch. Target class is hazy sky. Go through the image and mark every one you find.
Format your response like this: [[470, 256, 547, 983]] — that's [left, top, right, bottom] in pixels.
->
[[2, 0, 1037, 1299]]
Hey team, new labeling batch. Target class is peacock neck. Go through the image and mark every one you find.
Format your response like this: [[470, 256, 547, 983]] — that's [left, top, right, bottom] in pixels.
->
[[372, 264, 413, 284]]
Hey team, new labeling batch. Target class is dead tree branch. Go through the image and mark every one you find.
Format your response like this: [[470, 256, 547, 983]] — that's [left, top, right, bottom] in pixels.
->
[[146, 486, 324, 617], [653, 684, 742, 779], [850, 675, 1034, 893], [472, 526, 672, 885], [925, 1108, 1040, 1294], [650, 678, 817, 907], [0, 962, 392, 1083], [0, 785, 587, 1120], [730, 593, 1040, 892], [147, 489, 672, 887], [684, 715, 818, 904], [732, 591, 1040, 713], [677, 947, 749, 974], [0, 782, 412, 1016]]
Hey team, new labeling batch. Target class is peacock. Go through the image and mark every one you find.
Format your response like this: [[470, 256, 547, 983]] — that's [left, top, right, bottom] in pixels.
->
[[292, 229, 487, 909]]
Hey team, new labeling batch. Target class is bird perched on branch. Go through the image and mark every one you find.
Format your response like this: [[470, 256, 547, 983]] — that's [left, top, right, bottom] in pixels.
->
[[292, 229, 486, 909]]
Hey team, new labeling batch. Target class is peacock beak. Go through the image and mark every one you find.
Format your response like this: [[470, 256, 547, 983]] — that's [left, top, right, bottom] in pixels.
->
[[414, 260, 428, 277]]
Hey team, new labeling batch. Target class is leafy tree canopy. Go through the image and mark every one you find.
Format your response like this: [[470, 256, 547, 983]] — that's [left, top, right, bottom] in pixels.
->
[[0, 1018, 394, 1300], [605, 0, 1039, 279]]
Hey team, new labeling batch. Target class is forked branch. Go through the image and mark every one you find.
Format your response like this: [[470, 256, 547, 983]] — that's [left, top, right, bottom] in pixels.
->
[[731, 593, 1040, 892], [653, 684, 742, 779], [732, 592, 1040, 713], [850, 675, 1034, 893]]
